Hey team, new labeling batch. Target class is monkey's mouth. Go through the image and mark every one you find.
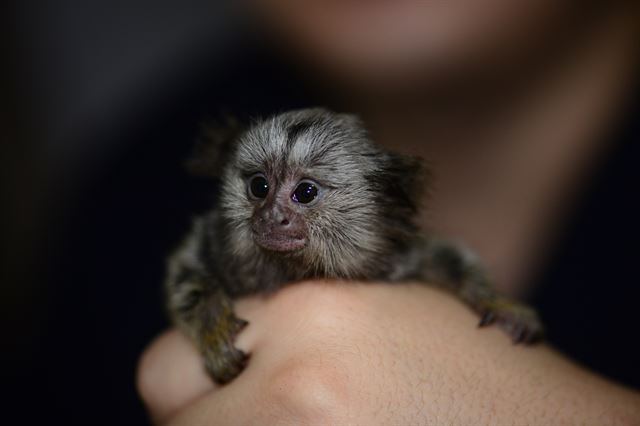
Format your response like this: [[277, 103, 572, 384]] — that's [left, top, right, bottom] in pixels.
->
[[253, 232, 307, 253]]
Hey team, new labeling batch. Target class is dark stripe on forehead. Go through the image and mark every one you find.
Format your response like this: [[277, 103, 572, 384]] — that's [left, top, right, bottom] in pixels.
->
[[285, 117, 318, 152]]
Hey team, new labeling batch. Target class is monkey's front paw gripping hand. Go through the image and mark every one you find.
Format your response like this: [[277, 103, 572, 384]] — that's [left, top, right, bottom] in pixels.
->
[[477, 299, 544, 344], [201, 314, 250, 384]]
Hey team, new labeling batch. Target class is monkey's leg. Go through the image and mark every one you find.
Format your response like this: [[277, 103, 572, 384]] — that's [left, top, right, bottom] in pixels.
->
[[166, 219, 249, 384], [168, 276, 249, 383], [418, 241, 544, 343]]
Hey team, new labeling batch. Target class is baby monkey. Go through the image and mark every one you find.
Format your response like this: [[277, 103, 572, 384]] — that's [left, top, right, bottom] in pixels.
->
[[166, 108, 543, 384]]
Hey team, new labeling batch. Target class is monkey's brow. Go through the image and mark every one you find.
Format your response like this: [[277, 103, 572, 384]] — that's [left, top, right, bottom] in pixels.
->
[[240, 168, 264, 179], [297, 169, 340, 189]]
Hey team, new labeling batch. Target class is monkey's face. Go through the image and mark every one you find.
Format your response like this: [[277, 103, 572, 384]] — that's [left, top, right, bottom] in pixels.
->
[[220, 108, 421, 278], [245, 171, 319, 253]]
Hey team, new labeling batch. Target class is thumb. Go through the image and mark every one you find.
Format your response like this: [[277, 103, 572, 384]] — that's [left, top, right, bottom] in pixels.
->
[[136, 329, 216, 424]]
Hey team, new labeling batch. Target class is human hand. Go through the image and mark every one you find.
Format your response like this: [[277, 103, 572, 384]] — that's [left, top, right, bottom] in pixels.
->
[[138, 281, 640, 425]]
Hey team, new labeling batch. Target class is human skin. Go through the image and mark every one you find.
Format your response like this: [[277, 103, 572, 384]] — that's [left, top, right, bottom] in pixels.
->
[[137, 281, 640, 425]]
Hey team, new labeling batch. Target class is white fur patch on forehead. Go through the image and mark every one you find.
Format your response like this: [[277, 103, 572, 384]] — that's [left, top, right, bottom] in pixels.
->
[[232, 108, 380, 184]]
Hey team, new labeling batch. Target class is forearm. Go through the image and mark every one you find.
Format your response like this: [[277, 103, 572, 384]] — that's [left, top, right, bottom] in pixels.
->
[[138, 281, 640, 425]]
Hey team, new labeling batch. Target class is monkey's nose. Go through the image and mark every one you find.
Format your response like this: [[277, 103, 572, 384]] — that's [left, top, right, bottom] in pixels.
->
[[261, 207, 291, 228], [276, 215, 292, 229]]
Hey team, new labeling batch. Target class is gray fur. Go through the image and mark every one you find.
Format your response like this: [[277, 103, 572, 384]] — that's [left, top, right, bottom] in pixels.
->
[[165, 108, 543, 384]]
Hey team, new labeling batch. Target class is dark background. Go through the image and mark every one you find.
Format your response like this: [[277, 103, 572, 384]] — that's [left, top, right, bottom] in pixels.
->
[[3, 2, 639, 424]]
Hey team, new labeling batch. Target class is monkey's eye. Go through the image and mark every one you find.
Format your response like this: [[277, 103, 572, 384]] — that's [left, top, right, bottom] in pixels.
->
[[248, 174, 269, 199], [292, 181, 319, 204]]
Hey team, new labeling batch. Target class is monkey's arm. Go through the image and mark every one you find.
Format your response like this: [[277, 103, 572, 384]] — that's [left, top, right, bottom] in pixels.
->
[[393, 238, 543, 343], [166, 217, 248, 383]]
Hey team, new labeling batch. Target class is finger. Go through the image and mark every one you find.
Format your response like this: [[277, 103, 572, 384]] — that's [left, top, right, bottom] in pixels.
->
[[137, 329, 216, 423]]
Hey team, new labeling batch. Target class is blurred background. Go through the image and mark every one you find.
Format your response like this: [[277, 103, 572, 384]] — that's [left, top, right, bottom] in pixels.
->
[[3, 1, 639, 424]]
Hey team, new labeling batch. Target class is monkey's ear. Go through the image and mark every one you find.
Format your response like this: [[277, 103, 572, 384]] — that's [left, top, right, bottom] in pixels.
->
[[382, 153, 430, 214], [185, 114, 244, 178]]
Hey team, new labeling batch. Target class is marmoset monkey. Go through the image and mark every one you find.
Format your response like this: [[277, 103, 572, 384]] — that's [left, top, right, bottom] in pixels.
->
[[166, 108, 543, 384]]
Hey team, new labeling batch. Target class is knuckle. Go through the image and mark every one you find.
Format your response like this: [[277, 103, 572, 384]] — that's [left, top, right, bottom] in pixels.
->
[[266, 355, 353, 423]]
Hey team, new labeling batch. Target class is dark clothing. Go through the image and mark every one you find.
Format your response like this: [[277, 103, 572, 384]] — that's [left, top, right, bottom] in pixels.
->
[[532, 90, 640, 388]]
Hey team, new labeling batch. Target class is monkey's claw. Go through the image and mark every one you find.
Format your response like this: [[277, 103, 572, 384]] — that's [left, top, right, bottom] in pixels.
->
[[203, 343, 249, 384], [232, 317, 249, 336], [202, 316, 251, 384], [478, 301, 543, 344]]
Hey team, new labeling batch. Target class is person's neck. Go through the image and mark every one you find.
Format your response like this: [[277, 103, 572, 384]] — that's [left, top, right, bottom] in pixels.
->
[[359, 9, 638, 295]]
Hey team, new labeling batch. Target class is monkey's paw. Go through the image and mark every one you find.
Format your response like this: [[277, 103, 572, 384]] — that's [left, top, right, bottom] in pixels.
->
[[477, 300, 544, 344], [202, 317, 250, 384]]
